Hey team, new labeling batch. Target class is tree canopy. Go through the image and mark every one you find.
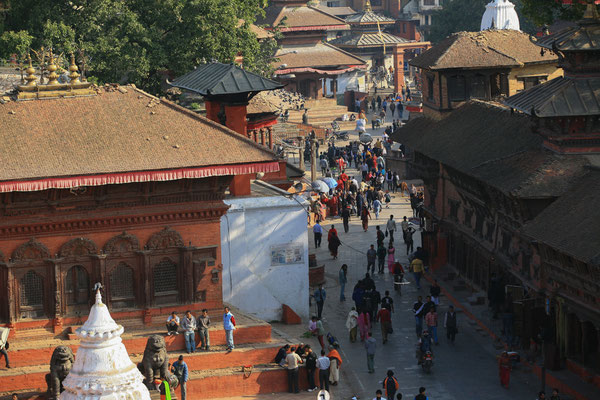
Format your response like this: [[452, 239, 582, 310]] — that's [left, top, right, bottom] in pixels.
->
[[0, 0, 278, 93]]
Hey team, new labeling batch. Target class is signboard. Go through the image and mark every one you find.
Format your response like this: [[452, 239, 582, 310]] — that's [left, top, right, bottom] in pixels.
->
[[270, 243, 304, 266]]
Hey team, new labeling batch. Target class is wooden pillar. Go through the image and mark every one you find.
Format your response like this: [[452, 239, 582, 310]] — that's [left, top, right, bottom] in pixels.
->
[[268, 127, 273, 149], [138, 250, 153, 324], [6, 266, 16, 328], [260, 128, 265, 146], [181, 247, 194, 304], [393, 47, 405, 94], [52, 261, 63, 333], [253, 130, 258, 143], [299, 138, 305, 170]]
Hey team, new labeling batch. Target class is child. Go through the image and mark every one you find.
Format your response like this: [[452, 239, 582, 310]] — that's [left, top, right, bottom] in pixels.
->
[[384, 191, 391, 208]]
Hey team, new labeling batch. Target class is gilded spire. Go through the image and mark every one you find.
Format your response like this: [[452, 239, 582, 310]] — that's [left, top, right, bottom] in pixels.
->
[[583, 0, 599, 20], [24, 54, 37, 86], [68, 53, 80, 84], [365, 0, 372, 13], [46, 51, 59, 85]]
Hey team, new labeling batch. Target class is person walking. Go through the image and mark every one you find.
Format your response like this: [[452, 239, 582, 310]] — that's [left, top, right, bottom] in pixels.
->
[[316, 350, 330, 391], [320, 157, 328, 176], [314, 284, 326, 319], [430, 280, 441, 305], [382, 370, 399, 400], [373, 198, 382, 219], [346, 307, 359, 342], [342, 205, 351, 233], [313, 222, 323, 248], [377, 306, 392, 344], [171, 355, 188, 400], [387, 243, 396, 273], [312, 316, 326, 350], [339, 264, 348, 301], [0, 327, 10, 369], [197, 309, 210, 351], [373, 389, 385, 400], [305, 345, 318, 392], [413, 296, 425, 338], [405, 225, 416, 254], [361, 206, 372, 231], [365, 332, 376, 373], [411, 257, 424, 290], [386, 215, 397, 242], [377, 243, 387, 274], [444, 305, 458, 344], [498, 351, 511, 388], [367, 244, 377, 274], [327, 346, 342, 385], [223, 306, 236, 351], [328, 228, 341, 259], [181, 311, 197, 354], [381, 290, 394, 313], [425, 306, 439, 345], [415, 387, 428, 400], [285, 346, 303, 393], [401, 216, 409, 242], [358, 309, 371, 342]]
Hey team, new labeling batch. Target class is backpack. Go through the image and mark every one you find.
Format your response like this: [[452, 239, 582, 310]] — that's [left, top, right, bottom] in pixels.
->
[[381, 296, 393, 310]]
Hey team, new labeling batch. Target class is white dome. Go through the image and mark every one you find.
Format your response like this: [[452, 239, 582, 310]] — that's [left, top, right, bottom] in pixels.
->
[[60, 290, 151, 400], [481, 0, 520, 31]]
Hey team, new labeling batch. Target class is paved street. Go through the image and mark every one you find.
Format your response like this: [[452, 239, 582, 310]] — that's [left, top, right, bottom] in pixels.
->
[[309, 192, 540, 400]]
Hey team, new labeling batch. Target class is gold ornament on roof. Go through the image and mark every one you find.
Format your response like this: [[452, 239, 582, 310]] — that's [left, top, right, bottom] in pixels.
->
[[68, 54, 80, 84], [583, 0, 599, 20], [47, 51, 59, 85], [365, 0, 372, 12], [24, 54, 37, 86]]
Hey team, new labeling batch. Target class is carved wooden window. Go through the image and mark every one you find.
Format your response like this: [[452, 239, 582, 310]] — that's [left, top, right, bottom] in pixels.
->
[[448, 199, 460, 221], [471, 74, 487, 99], [110, 263, 135, 308], [20, 270, 44, 307], [65, 265, 90, 306], [153, 258, 178, 295], [474, 211, 484, 237], [448, 75, 466, 101]]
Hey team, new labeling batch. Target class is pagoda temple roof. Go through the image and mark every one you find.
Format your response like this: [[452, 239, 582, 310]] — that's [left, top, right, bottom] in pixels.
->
[[330, 32, 411, 48], [535, 5, 600, 51], [345, 11, 396, 25], [273, 42, 366, 70], [410, 30, 556, 70], [503, 76, 600, 117], [257, 4, 348, 32], [0, 85, 279, 193], [170, 62, 283, 96]]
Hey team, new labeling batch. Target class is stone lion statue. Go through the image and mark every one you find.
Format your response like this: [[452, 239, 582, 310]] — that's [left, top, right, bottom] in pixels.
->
[[137, 335, 178, 390], [45, 345, 75, 399]]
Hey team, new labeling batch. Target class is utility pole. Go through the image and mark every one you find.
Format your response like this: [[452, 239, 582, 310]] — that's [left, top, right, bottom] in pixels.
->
[[310, 138, 317, 182], [299, 138, 305, 171]]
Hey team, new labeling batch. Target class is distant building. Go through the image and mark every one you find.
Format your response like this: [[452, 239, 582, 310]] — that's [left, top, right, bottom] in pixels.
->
[[410, 30, 562, 119]]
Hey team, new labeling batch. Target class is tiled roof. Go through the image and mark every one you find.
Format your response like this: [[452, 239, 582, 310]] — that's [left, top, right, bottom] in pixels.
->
[[345, 11, 396, 24], [314, 5, 357, 17], [523, 171, 600, 264], [257, 4, 347, 30], [392, 100, 588, 197], [503, 76, 600, 117], [410, 30, 557, 70], [330, 32, 410, 47], [274, 42, 366, 69], [0, 86, 277, 183], [170, 62, 282, 96]]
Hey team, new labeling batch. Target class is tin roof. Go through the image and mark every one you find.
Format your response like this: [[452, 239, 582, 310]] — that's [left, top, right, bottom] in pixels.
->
[[330, 32, 410, 47], [535, 4, 600, 51], [170, 62, 283, 96], [345, 11, 396, 25]]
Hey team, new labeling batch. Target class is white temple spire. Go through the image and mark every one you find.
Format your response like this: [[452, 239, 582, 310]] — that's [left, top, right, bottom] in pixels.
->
[[60, 285, 151, 399], [481, 0, 520, 31]]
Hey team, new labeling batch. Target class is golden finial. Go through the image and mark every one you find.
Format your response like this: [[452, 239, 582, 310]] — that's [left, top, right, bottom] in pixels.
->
[[68, 53, 80, 84], [24, 54, 37, 86], [46, 50, 59, 85], [583, 0, 599, 20], [365, 0, 372, 12]]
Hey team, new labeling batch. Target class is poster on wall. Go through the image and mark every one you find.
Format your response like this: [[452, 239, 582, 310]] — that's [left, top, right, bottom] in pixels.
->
[[270, 243, 304, 266]]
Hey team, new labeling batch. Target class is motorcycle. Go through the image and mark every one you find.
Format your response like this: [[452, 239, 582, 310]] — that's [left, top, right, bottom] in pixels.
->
[[329, 130, 349, 142], [422, 351, 434, 373], [331, 120, 340, 132]]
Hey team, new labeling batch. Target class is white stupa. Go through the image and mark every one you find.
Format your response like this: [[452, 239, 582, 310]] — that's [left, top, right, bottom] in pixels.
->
[[60, 288, 151, 399], [481, 0, 520, 31]]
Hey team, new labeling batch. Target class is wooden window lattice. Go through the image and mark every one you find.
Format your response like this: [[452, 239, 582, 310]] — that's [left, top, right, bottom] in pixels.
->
[[110, 263, 135, 300], [20, 270, 44, 307], [153, 259, 177, 294]]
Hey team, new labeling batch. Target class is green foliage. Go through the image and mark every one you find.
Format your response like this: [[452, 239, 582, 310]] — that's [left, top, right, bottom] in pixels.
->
[[0, 30, 32, 59], [519, 0, 595, 27], [428, 0, 538, 44], [1, 0, 278, 92]]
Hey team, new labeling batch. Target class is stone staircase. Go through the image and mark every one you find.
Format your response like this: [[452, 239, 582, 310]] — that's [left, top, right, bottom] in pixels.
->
[[286, 98, 352, 129], [0, 307, 301, 399]]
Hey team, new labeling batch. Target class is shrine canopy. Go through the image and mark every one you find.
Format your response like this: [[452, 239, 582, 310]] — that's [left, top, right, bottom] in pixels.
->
[[170, 62, 283, 104]]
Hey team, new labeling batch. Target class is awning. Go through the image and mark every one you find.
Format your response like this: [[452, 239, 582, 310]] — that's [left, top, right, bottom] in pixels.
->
[[274, 66, 366, 76], [0, 162, 280, 193]]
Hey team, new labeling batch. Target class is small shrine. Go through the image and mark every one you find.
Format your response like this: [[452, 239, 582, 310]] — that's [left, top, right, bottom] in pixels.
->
[[60, 288, 151, 399], [480, 0, 521, 31]]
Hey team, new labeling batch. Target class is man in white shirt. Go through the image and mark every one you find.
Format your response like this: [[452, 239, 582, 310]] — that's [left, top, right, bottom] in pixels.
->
[[372, 389, 387, 400], [313, 222, 323, 248], [386, 215, 397, 242], [285, 347, 303, 393], [166, 311, 180, 335], [316, 350, 331, 391]]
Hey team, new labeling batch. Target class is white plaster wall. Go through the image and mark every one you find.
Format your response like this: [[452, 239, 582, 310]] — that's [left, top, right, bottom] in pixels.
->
[[221, 194, 310, 322]]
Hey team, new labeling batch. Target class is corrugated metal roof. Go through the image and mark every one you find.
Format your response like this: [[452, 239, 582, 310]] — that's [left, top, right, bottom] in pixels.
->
[[170, 62, 283, 96], [536, 9, 600, 51], [504, 76, 600, 117], [345, 11, 396, 24], [330, 32, 410, 47]]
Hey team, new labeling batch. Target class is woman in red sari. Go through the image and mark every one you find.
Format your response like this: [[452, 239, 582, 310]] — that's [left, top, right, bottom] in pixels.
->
[[328, 228, 341, 259], [361, 207, 371, 232]]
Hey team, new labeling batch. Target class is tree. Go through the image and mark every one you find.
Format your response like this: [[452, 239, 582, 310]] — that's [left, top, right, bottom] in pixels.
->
[[428, 0, 536, 44], [1, 0, 277, 92], [519, 0, 595, 27], [0, 29, 32, 59]]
